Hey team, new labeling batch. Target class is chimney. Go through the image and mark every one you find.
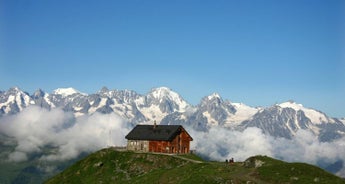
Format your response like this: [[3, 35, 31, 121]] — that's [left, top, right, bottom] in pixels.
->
[[153, 120, 157, 129]]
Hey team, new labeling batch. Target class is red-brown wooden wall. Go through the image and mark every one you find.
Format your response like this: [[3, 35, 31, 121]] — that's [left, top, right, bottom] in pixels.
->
[[148, 128, 192, 154]]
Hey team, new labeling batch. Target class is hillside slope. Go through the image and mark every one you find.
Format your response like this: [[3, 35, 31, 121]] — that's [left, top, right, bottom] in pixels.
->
[[45, 148, 345, 184]]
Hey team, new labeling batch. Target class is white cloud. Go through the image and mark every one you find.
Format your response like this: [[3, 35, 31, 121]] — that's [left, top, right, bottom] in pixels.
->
[[190, 127, 273, 161], [188, 126, 345, 177], [0, 106, 130, 162]]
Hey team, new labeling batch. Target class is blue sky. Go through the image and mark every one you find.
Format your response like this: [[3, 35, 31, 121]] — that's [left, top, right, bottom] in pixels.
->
[[1, 0, 344, 117]]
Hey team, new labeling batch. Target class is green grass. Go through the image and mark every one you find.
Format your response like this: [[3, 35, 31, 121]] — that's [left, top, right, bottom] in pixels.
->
[[45, 149, 345, 184], [240, 155, 345, 184], [253, 156, 345, 184]]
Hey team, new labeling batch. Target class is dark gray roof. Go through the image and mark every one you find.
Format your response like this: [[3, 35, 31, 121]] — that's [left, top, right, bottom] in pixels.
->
[[125, 125, 192, 141]]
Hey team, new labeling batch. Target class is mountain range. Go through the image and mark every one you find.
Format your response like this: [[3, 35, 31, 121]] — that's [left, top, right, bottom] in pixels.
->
[[1, 86, 345, 142]]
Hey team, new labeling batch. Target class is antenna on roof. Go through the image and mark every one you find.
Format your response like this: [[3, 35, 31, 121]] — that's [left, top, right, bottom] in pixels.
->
[[107, 130, 112, 148]]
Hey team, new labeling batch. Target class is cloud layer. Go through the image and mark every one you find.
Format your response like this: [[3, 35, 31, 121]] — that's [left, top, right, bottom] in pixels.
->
[[0, 106, 130, 162], [189, 126, 345, 177], [1, 106, 345, 177]]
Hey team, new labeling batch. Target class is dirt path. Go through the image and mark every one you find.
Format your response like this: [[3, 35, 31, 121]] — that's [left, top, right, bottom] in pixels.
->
[[133, 151, 204, 163], [171, 155, 203, 163]]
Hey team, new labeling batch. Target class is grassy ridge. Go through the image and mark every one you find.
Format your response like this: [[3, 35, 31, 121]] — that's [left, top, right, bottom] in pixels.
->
[[45, 148, 345, 184], [252, 156, 344, 183]]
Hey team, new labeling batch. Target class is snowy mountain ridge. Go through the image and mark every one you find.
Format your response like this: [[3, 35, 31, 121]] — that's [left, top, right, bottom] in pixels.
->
[[1, 86, 344, 141], [53, 87, 86, 97], [278, 101, 331, 124]]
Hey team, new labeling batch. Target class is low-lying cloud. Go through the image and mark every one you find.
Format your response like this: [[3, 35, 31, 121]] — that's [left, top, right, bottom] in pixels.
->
[[190, 127, 273, 161], [189, 126, 345, 177], [0, 106, 130, 162], [1, 106, 345, 177]]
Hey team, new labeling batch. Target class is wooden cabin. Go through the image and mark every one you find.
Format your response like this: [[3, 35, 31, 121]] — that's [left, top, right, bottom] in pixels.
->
[[125, 124, 193, 154]]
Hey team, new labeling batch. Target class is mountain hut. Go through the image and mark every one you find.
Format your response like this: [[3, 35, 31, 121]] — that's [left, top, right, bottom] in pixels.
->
[[125, 124, 193, 154]]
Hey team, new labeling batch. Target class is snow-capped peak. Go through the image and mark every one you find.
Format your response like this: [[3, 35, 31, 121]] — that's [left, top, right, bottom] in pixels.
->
[[208, 93, 221, 100], [341, 118, 345, 125], [279, 101, 304, 110], [8, 86, 22, 93], [278, 101, 329, 124], [99, 86, 109, 93], [226, 102, 260, 125], [7, 87, 30, 97], [146, 87, 189, 111], [33, 89, 45, 98], [150, 87, 183, 102], [53, 87, 86, 97]]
